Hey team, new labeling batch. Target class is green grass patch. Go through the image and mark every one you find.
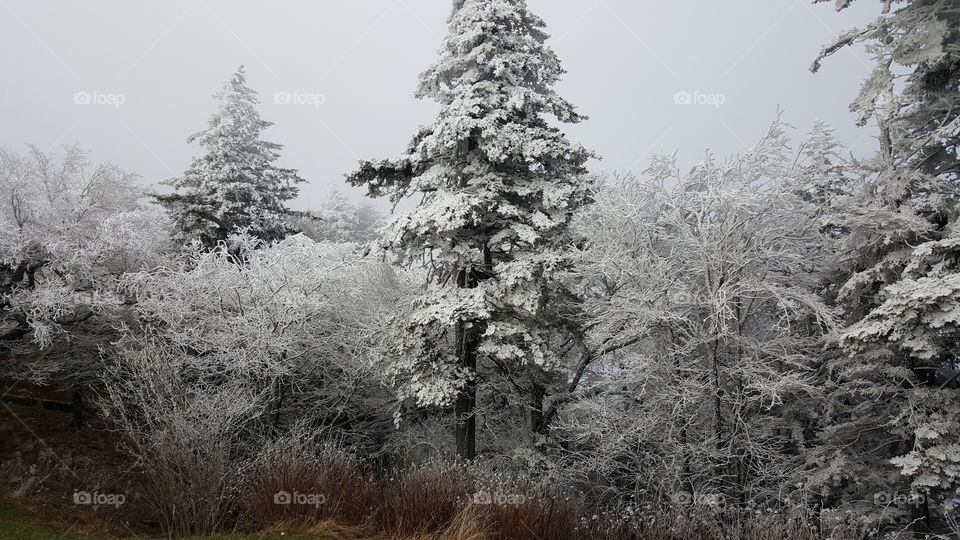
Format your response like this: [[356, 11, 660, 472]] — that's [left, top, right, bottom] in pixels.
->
[[0, 501, 349, 540], [0, 502, 96, 540]]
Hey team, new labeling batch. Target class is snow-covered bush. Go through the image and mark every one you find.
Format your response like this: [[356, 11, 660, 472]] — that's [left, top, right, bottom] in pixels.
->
[[106, 234, 412, 444], [562, 122, 835, 506], [102, 341, 257, 537], [99, 234, 413, 534], [0, 144, 171, 394]]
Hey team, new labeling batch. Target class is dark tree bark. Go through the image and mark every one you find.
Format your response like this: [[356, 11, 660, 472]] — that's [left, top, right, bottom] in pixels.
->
[[528, 374, 550, 443], [70, 388, 84, 428], [454, 315, 477, 461], [453, 244, 491, 461], [270, 375, 286, 434]]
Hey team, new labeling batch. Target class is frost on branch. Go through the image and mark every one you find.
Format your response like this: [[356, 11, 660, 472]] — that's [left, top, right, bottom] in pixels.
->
[[560, 122, 836, 504], [0, 144, 171, 387]]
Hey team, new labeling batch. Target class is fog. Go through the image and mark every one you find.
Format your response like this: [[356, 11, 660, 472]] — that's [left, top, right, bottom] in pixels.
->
[[1, 0, 879, 210]]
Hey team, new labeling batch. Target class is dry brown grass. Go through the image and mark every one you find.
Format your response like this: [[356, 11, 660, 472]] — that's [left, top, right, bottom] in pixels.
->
[[405, 506, 491, 540], [0, 400, 882, 540], [243, 441, 378, 530], [378, 462, 474, 536], [376, 466, 583, 540], [469, 483, 579, 540], [577, 504, 873, 540]]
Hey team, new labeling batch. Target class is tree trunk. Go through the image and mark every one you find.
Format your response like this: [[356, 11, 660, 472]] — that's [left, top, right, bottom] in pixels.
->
[[454, 317, 477, 461], [709, 341, 727, 491], [1, 392, 91, 416], [680, 425, 693, 501], [671, 341, 694, 502], [454, 266, 478, 461], [270, 376, 285, 434], [903, 433, 932, 537], [70, 388, 84, 429], [910, 495, 931, 538], [529, 377, 547, 442]]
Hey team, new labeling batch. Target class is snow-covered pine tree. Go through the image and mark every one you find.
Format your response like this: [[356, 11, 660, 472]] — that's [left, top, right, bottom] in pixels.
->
[[812, 0, 958, 183], [155, 66, 304, 250], [792, 121, 856, 209], [289, 190, 384, 244], [347, 0, 593, 459], [809, 0, 960, 531]]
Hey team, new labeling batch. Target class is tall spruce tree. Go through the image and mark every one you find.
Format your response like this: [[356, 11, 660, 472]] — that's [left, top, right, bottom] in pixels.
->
[[809, 0, 960, 531], [156, 66, 303, 249], [348, 0, 593, 459]]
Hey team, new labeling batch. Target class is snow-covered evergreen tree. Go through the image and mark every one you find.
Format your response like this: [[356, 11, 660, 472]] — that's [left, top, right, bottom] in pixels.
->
[[347, 0, 594, 459], [792, 121, 857, 210], [289, 190, 384, 244], [812, 0, 959, 182], [156, 66, 304, 250], [809, 0, 960, 530]]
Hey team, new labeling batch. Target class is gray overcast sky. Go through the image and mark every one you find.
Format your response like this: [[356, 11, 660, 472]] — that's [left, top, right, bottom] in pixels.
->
[[1, 1, 879, 211]]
